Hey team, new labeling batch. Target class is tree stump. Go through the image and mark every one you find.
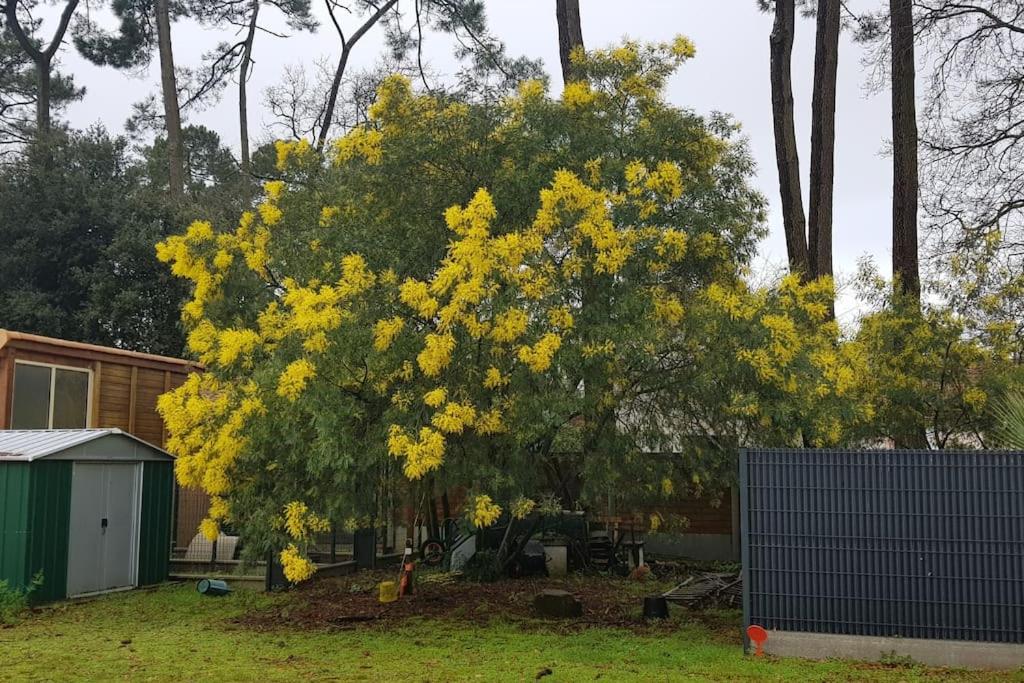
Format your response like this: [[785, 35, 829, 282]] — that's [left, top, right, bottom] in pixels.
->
[[533, 589, 582, 618]]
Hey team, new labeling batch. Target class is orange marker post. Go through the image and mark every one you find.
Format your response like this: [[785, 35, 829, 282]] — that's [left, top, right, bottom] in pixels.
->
[[746, 624, 768, 657]]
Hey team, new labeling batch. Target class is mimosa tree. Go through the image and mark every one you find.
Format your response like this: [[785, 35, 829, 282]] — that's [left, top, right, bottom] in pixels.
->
[[157, 39, 868, 581]]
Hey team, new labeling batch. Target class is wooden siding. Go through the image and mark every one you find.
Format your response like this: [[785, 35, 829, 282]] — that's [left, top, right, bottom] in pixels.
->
[[98, 363, 133, 432], [174, 485, 211, 550], [597, 494, 734, 536], [0, 337, 194, 449], [0, 349, 11, 430]]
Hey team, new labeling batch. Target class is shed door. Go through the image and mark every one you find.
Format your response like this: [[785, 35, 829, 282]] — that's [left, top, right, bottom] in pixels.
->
[[67, 463, 140, 597]]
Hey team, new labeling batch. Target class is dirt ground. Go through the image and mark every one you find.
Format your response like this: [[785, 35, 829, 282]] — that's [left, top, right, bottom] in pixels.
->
[[236, 568, 739, 638]]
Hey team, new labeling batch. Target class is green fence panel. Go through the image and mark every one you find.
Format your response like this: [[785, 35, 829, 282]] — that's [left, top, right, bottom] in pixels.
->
[[138, 462, 173, 585]]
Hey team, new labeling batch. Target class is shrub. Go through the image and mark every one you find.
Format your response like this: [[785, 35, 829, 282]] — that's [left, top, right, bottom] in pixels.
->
[[0, 573, 43, 625]]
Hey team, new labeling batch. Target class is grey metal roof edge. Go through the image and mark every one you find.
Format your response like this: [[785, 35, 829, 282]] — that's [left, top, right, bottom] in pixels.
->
[[0, 429, 175, 462]]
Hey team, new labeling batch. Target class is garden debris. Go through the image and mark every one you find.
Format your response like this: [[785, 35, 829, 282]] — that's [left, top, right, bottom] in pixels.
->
[[662, 572, 742, 609], [417, 571, 460, 586], [236, 570, 713, 634], [327, 614, 378, 628], [628, 565, 652, 581], [533, 589, 583, 618]]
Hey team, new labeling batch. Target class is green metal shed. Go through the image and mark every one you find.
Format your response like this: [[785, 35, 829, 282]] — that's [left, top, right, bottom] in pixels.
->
[[0, 429, 174, 602]]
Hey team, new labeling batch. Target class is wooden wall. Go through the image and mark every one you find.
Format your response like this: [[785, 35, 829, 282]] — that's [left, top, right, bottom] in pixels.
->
[[0, 343, 191, 443], [0, 338, 207, 550], [596, 494, 735, 536], [0, 350, 11, 431]]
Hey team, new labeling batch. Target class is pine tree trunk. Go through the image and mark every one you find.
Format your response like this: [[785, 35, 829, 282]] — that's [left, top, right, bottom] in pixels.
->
[[155, 0, 185, 199], [890, 0, 920, 302], [239, 0, 260, 173], [317, 0, 399, 151], [770, 0, 810, 278], [35, 56, 52, 134], [4, 0, 79, 138], [555, 0, 584, 83], [808, 0, 840, 298]]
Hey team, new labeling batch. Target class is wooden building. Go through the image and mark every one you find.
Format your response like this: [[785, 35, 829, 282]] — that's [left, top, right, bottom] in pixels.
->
[[0, 330, 205, 550]]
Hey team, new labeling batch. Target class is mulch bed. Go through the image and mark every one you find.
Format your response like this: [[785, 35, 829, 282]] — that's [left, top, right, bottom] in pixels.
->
[[235, 570, 739, 637]]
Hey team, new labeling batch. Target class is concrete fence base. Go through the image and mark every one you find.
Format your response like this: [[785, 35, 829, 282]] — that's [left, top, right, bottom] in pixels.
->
[[763, 630, 1024, 671]]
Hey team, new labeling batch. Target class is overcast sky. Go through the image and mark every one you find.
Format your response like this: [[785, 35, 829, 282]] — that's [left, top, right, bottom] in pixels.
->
[[47, 0, 893, 322]]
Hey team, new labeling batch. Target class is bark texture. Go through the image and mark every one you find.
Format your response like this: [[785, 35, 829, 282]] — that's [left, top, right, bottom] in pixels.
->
[[555, 0, 584, 83], [770, 0, 811, 278], [808, 0, 840, 289], [239, 0, 260, 172], [155, 0, 185, 199], [890, 0, 921, 302]]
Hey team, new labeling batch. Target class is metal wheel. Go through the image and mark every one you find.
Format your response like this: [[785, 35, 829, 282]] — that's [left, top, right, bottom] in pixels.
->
[[419, 538, 445, 566]]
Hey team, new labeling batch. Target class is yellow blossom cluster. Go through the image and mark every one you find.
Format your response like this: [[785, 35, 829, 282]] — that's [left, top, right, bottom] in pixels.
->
[[277, 359, 316, 401], [283, 501, 332, 541], [517, 333, 563, 373], [491, 309, 529, 342], [511, 496, 536, 520], [417, 333, 455, 377], [387, 425, 446, 479], [482, 367, 508, 389], [651, 287, 685, 324], [280, 543, 317, 583], [423, 387, 447, 407], [274, 139, 314, 171], [155, 221, 223, 322], [431, 401, 478, 434], [474, 408, 506, 435], [470, 494, 502, 528], [334, 127, 384, 165], [158, 373, 266, 497], [534, 170, 632, 275], [373, 316, 405, 351], [546, 306, 575, 330], [400, 279, 439, 318], [562, 81, 597, 109]]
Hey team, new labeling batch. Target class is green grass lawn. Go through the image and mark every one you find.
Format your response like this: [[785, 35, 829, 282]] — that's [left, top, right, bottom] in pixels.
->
[[1, 583, 1021, 682]]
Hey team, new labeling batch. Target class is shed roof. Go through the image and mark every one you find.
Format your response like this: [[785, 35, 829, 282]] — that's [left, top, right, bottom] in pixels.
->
[[0, 329, 200, 371], [0, 429, 173, 462]]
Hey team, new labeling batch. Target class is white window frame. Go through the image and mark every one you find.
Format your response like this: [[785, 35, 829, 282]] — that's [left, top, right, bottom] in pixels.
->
[[11, 360, 94, 429]]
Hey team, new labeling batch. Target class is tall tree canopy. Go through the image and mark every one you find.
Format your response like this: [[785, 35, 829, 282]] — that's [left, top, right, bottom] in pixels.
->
[[0, 8, 82, 151], [0, 128, 182, 352], [153, 38, 886, 579]]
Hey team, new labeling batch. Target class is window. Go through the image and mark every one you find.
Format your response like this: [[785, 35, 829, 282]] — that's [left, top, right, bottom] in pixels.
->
[[10, 362, 91, 429]]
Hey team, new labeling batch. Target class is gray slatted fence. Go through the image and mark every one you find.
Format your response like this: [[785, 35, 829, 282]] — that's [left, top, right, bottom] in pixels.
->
[[740, 448, 1024, 644]]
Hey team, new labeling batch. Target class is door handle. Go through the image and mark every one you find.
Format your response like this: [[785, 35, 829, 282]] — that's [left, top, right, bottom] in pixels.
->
[[101, 518, 108, 533]]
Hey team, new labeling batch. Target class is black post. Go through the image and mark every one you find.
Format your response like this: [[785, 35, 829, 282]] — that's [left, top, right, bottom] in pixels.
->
[[738, 448, 751, 654], [353, 528, 377, 570], [265, 547, 288, 592]]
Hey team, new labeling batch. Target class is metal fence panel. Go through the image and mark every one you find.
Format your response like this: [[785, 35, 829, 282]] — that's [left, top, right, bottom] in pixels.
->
[[740, 448, 1024, 644]]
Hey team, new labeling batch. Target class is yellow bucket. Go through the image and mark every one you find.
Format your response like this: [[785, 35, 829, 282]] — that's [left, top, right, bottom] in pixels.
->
[[379, 580, 398, 603]]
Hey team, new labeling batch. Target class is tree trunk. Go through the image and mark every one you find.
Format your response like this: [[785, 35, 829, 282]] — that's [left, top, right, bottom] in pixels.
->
[[155, 0, 185, 199], [35, 56, 52, 133], [4, 0, 80, 137], [890, 0, 921, 302], [555, 0, 585, 84], [317, 0, 399, 152], [239, 0, 260, 173], [808, 0, 840, 300], [318, 44, 352, 152], [770, 0, 810, 278]]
